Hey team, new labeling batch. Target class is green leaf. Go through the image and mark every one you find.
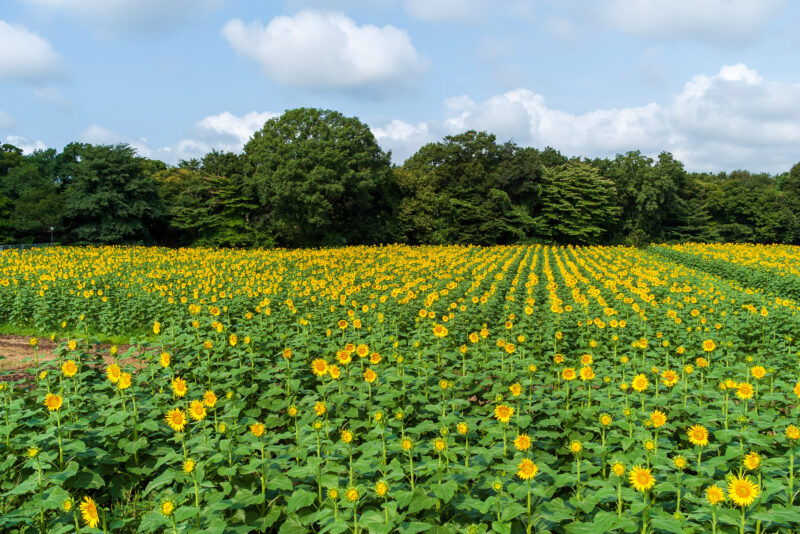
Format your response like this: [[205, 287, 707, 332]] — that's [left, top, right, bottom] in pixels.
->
[[286, 488, 316, 514]]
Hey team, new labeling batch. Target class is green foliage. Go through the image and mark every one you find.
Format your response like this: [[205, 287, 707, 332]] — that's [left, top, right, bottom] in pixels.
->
[[536, 161, 620, 244], [244, 108, 397, 247], [61, 143, 163, 244]]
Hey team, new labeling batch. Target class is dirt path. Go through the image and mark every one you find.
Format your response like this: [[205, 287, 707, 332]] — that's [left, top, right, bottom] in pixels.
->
[[0, 335, 148, 381]]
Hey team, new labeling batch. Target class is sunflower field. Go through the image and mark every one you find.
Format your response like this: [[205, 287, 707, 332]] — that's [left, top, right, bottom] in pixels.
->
[[1, 244, 800, 534]]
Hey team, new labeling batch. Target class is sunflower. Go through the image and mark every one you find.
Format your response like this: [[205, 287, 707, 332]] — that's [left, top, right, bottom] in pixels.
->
[[165, 408, 187, 432], [62, 360, 78, 377], [599, 413, 612, 426], [433, 438, 447, 451], [314, 401, 326, 417], [516, 458, 538, 480], [118, 373, 132, 390], [687, 424, 709, 447], [183, 459, 195, 474], [580, 353, 593, 366], [650, 410, 667, 428], [514, 433, 531, 451], [562, 368, 576, 381], [432, 324, 448, 338], [79, 496, 100, 528], [44, 393, 62, 411], [287, 405, 298, 418], [706, 484, 725, 505], [346, 487, 359, 502], [159, 352, 170, 368], [363, 368, 377, 383], [203, 390, 217, 408], [579, 366, 595, 381], [250, 422, 265, 438], [375, 481, 388, 497], [189, 400, 207, 421], [369, 352, 381, 364], [457, 422, 468, 435], [171, 377, 187, 398], [311, 359, 329, 377], [612, 462, 625, 476], [702, 339, 716, 352], [341, 429, 353, 444], [629, 465, 655, 492], [356, 344, 369, 358], [743, 451, 761, 471], [327, 488, 339, 500], [794, 381, 800, 399], [673, 456, 687, 470], [786, 425, 800, 441], [494, 404, 514, 423], [570, 440, 582, 454], [401, 438, 413, 451], [727, 474, 759, 507], [660, 369, 679, 387], [329, 365, 341, 379], [336, 350, 352, 365], [161, 501, 174, 516], [750, 366, 766, 379], [509, 383, 522, 396], [631, 374, 649, 392], [107, 364, 121, 384], [736, 382, 754, 400]]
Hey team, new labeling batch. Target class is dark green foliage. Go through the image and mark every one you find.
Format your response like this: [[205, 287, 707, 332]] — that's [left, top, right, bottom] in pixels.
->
[[1, 107, 799, 247], [61, 143, 164, 244], [244, 108, 397, 247], [536, 161, 620, 244]]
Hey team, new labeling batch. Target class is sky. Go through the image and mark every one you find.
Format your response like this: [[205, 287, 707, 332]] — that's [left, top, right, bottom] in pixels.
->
[[1, 0, 799, 173]]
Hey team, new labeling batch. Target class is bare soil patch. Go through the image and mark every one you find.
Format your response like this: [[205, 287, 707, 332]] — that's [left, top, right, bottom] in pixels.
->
[[0, 335, 148, 381]]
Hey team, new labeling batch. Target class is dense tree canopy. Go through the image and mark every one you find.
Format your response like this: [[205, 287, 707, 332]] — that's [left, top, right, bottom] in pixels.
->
[[1, 107, 799, 248]]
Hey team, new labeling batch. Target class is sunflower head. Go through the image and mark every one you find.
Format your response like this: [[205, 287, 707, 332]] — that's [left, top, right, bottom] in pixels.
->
[[516, 458, 538, 480], [706, 484, 725, 506], [629, 465, 655, 492], [727, 474, 759, 507]]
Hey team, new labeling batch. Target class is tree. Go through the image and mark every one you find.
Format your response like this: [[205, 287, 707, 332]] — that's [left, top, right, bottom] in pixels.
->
[[61, 143, 163, 244], [244, 108, 397, 247], [536, 161, 620, 244], [399, 131, 533, 245]]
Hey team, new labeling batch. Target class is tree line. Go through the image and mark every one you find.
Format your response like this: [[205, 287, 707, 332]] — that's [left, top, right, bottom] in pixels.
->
[[2, 107, 799, 248]]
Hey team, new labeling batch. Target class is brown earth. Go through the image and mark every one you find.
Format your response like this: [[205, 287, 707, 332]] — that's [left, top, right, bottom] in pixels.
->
[[0, 335, 148, 382]]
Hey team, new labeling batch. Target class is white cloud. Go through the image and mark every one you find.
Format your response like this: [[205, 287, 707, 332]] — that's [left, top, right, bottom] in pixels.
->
[[0, 21, 65, 83], [3, 135, 46, 153], [373, 64, 800, 172], [284, 0, 534, 21], [20, 0, 223, 31], [0, 110, 14, 128], [222, 11, 427, 93], [403, 0, 489, 22], [603, 0, 785, 44], [194, 111, 279, 147]]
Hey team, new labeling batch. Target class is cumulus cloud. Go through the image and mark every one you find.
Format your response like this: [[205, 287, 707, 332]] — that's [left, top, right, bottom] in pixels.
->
[[3, 135, 47, 153], [79, 110, 280, 164], [602, 0, 785, 44], [222, 11, 427, 93], [0, 21, 66, 83], [372, 64, 800, 172], [20, 0, 223, 31], [0, 110, 14, 128]]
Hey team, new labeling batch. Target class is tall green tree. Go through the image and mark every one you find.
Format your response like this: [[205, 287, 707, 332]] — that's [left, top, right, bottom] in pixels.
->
[[61, 143, 163, 244], [244, 108, 397, 247], [536, 161, 620, 244]]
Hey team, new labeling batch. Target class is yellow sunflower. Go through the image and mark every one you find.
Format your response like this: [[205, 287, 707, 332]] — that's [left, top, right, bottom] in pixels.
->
[[687, 424, 709, 447], [494, 404, 514, 423], [516, 458, 538, 480], [727, 474, 759, 507], [514, 433, 531, 451], [629, 465, 655, 492], [79, 496, 100, 528], [165, 408, 187, 432]]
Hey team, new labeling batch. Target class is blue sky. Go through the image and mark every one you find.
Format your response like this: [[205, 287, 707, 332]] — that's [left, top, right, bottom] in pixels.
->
[[1, 0, 799, 172]]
